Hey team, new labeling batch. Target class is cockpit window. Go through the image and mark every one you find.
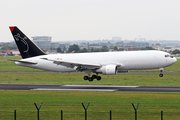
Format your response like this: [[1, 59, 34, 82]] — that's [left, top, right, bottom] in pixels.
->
[[165, 54, 173, 58], [165, 55, 169, 57]]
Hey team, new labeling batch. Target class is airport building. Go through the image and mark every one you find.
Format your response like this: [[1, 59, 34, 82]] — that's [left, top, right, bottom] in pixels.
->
[[59, 43, 70, 51], [32, 36, 51, 50], [51, 42, 60, 49]]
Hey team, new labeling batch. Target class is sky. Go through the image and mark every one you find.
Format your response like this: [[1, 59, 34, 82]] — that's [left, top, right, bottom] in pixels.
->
[[1, 0, 180, 42]]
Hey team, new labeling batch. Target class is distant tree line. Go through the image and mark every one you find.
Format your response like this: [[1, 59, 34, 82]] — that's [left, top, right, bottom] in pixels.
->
[[57, 45, 163, 53], [172, 49, 180, 54], [2, 43, 180, 55], [141, 47, 155, 50], [0, 44, 17, 50], [57, 44, 124, 53]]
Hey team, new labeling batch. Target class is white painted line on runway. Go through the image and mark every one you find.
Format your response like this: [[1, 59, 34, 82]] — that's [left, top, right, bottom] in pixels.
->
[[139, 88, 180, 91], [31, 88, 115, 92], [63, 85, 139, 88]]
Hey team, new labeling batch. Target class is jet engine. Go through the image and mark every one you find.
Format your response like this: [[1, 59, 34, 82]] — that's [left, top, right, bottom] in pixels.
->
[[96, 65, 118, 75]]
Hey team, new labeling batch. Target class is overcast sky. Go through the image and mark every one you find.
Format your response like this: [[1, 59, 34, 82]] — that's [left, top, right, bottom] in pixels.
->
[[1, 0, 180, 42]]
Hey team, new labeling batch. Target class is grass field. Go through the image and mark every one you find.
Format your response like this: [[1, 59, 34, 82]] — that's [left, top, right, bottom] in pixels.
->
[[1, 72, 180, 86], [0, 56, 180, 120], [0, 91, 180, 120]]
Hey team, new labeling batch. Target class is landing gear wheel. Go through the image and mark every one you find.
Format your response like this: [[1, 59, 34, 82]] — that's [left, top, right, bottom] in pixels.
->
[[83, 76, 88, 80], [159, 73, 163, 77], [159, 68, 164, 77], [96, 76, 101, 81], [92, 75, 97, 79], [88, 77, 93, 82]]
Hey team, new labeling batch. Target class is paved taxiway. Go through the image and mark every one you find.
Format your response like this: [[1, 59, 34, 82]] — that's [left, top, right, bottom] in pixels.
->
[[0, 83, 180, 93], [1, 72, 180, 73]]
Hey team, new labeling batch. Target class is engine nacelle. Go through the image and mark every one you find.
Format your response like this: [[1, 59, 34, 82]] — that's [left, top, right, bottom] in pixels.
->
[[96, 65, 117, 75]]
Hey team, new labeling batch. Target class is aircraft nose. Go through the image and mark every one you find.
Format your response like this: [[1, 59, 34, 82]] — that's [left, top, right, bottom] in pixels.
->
[[174, 57, 177, 63]]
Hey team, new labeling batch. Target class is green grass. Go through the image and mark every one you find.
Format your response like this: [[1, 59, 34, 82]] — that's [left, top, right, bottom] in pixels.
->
[[1, 72, 180, 86], [0, 91, 180, 120]]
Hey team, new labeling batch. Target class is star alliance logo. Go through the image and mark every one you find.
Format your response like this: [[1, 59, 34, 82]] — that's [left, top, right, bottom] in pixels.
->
[[14, 33, 29, 52]]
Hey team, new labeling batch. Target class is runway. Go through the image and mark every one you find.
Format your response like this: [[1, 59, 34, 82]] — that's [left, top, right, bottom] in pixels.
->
[[0, 83, 180, 93], [1, 71, 180, 74]]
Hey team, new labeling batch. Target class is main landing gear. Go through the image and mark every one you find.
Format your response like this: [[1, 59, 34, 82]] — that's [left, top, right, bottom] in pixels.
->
[[83, 74, 101, 82], [159, 68, 164, 77]]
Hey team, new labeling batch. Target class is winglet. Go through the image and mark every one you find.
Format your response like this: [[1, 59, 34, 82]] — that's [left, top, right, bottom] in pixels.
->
[[9, 26, 15, 32]]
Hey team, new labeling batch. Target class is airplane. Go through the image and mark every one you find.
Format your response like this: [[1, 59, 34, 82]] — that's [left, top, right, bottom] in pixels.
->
[[9, 26, 177, 82]]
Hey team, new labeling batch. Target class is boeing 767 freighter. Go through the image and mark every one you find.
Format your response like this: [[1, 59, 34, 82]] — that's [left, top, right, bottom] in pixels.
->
[[9, 26, 177, 81]]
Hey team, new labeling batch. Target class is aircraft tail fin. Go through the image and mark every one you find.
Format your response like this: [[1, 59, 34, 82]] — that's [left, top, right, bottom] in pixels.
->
[[9, 26, 46, 59]]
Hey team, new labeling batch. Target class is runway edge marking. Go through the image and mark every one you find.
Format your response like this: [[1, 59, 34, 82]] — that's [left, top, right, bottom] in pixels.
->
[[31, 88, 115, 92], [63, 85, 139, 88]]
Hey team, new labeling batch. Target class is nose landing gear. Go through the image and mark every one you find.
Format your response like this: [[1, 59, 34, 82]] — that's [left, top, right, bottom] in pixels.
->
[[159, 68, 164, 77], [159, 73, 163, 77]]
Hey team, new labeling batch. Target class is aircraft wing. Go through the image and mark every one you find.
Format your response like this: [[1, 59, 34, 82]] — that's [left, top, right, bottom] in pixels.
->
[[41, 58, 101, 71]]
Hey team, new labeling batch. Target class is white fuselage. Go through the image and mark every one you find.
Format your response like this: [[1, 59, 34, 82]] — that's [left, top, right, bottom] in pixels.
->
[[15, 50, 177, 73]]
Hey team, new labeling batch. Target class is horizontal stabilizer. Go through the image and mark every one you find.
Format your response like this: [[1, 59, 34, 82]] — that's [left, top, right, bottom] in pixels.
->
[[8, 59, 37, 64]]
